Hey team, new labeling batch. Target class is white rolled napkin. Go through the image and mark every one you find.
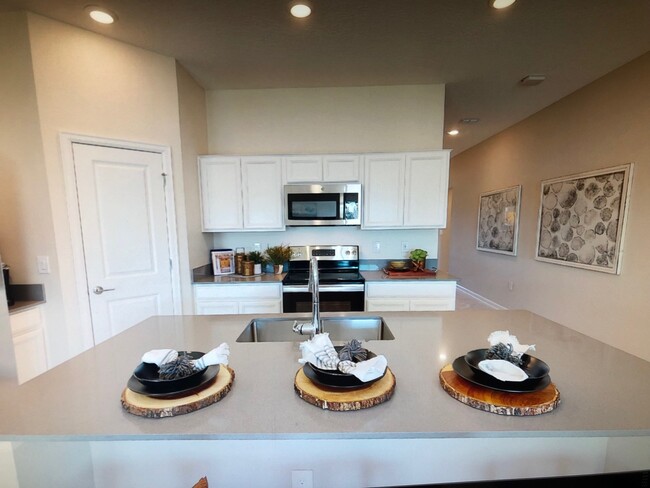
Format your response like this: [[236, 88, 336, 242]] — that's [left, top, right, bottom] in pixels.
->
[[141, 343, 230, 370], [299, 333, 388, 382], [487, 330, 535, 357], [479, 359, 528, 382], [141, 348, 178, 366], [193, 343, 230, 369], [298, 333, 340, 370], [337, 355, 388, 382]]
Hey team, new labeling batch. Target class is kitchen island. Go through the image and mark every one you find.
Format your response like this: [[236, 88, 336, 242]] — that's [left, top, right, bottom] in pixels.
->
[[1, 310, 649, 487]]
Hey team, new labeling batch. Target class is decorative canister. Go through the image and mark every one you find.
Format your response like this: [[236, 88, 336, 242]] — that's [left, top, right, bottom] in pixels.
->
[[242, 260, 254, 276], [235, 248, 245, 275]]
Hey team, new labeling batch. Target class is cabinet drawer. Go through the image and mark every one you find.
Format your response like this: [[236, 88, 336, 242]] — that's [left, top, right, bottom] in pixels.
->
[[10, 307, 42, 336], [365, 299, 410, 312], [194, 283, 282, 300], [410, 298, 456, 311], [366, 281, 456, 299]]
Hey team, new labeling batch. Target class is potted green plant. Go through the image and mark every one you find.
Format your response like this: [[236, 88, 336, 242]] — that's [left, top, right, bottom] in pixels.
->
[[247, 251, 266, 275], [409, 248, 428, 272], [264, 244, 292, 274]]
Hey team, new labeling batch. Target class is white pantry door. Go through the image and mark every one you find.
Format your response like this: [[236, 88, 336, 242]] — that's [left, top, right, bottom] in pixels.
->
[[72, 143, 174, 344]]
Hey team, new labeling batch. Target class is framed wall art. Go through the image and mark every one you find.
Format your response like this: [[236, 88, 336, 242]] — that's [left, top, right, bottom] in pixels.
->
[[535, 164, 633, 274], [476, 185, 521, 256]]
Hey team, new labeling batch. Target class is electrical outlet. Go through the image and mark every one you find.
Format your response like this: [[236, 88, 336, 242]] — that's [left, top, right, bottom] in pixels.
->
[[401, 241, 409, 253], [291, 470, 313, 488], [373, 241, 381, 253], [254, 243, 261, 251], [37, 255, 50, 274]]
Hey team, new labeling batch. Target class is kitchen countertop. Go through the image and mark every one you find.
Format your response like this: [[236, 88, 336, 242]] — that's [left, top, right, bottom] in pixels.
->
[[1, 309, 650, 441], [192, 270, 456, 284], [361, 270, 457, 282]]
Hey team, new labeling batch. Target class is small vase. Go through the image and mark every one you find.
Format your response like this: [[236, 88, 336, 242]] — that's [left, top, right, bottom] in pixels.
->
[[254, 263, 262, 275], [273, 264, 283, 275], [412, 260, 425, 272]]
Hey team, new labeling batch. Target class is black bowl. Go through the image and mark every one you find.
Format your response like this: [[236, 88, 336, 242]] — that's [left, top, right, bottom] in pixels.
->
[[464, 348, 550, 380], [133, 351, 211, 392], [308, 346, 380, 387]]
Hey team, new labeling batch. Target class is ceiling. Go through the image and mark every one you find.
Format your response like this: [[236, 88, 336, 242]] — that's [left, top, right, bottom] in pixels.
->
[[1, 0, 649, 155]]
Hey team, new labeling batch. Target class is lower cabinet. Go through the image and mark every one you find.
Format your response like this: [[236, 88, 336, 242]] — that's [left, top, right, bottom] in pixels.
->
[[193, 283, 282, 315], [365, 281, 457, 312], [10, 307, 48, 384]]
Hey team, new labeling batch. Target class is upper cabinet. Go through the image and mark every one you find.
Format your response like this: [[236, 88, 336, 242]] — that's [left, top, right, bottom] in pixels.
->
[[284, 154, 361, 183], [362, 151, 450, 229], [199, 155, 284, 232]]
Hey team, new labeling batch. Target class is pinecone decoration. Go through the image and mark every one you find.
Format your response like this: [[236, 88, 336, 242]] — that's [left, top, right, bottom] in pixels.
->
[[485, 342, 523, 366], [339, 339, 368, 362], [158, 353, 195, 379]]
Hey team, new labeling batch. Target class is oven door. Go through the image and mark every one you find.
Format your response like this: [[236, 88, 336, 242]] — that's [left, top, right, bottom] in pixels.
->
[[283, 284, 365, 312]]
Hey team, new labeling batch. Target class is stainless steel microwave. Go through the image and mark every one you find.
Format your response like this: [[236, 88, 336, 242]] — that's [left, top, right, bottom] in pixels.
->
[[284, 183, 361, 226]]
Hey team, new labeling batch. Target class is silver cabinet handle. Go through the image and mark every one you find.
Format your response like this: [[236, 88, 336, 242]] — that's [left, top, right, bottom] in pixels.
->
[[93, 286, 115, 295]]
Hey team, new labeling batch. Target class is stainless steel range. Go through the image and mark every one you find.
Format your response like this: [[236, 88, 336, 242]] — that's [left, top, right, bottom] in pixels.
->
[[282, 245, 365, 313]]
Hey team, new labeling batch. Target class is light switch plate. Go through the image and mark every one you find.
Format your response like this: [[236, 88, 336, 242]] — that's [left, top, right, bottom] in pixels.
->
[[37, 255, 50, 274]]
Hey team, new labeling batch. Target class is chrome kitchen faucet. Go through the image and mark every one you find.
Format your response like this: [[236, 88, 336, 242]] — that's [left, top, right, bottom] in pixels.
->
[[292, 257, 321, 337]]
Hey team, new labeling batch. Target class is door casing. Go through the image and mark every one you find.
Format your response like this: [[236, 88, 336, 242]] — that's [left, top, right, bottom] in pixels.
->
[[59, 133, 182, 350]]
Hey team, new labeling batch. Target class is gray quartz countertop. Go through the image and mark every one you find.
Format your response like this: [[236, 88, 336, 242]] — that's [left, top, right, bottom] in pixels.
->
[[2, 310, 650, 441], [361, 270, 457, 282], [193, 272, 286, 284]]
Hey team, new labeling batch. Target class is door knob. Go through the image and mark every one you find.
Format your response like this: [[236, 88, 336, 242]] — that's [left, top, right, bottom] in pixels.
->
[[93, 286, 115, 295]]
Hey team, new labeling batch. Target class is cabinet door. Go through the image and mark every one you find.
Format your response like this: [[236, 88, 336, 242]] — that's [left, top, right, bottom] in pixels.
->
[[13, 329, 48, 384], [362, 153, 405, 228], [199, 156, 243, 231], [284, 155, 322, 183], [323, 154, 361, 182], [404, 151, 450, 228], [241, 156, 285, 230]]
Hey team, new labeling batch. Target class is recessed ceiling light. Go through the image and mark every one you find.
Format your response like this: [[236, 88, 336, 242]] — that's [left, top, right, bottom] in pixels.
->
[[290, 3, 312, 18], [489, 0, 516, 9], [520, 74, 546, 86], [85, 6, 117, 24], [447, 129, 460, 136]]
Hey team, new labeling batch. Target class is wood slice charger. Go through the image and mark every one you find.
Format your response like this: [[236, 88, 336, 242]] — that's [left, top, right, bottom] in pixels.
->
[[439, 364, 560, 416], [121, 366, 235, 418], [294, 366, 396, 411]]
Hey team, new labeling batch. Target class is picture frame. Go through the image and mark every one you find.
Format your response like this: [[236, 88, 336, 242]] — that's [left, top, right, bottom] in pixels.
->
[[476, 185, 521, 256], [535, 164, 633, 274]]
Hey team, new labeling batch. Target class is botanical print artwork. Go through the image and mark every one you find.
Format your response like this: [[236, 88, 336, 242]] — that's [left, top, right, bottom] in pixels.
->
[[477, 185, 521, 256], [535, 164, 633, 274]]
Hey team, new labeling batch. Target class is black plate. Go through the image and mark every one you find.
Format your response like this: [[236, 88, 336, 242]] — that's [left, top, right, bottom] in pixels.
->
[[464, 348, 550, 380], [127, 365, 220, 399], [452, 356, 550, 393], [309, 347, 377, 382], [133, 351, 209, 392], [303, 364, 383, 390]]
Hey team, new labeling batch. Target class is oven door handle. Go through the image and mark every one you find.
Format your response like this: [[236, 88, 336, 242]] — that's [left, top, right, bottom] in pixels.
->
[[283, 284, 365, 293]]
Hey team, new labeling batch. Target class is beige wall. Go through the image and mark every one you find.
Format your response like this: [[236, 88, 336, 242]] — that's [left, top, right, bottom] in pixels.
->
[[0, 13, 195, 365], [176, 62, 211, 268], [206, 84, 445, 154], [449, 53, 650, 361], [0, 12, 39, 378]]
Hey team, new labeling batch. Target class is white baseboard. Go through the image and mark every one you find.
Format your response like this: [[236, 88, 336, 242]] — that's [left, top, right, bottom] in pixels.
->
[[457, 286, 507, 310]]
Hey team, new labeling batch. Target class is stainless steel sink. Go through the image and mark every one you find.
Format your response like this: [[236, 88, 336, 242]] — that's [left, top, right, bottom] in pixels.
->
[[236, 316, 395, 343]]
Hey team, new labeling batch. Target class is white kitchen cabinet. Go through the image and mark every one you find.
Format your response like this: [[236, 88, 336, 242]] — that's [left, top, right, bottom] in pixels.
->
[[10, 307, 48, 384], [199, 155, 284, 232], [193, 283, 283, 315], [362, 151, 450, 229], [365, 281, 456, 311], [284, 154, 361, 183]]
